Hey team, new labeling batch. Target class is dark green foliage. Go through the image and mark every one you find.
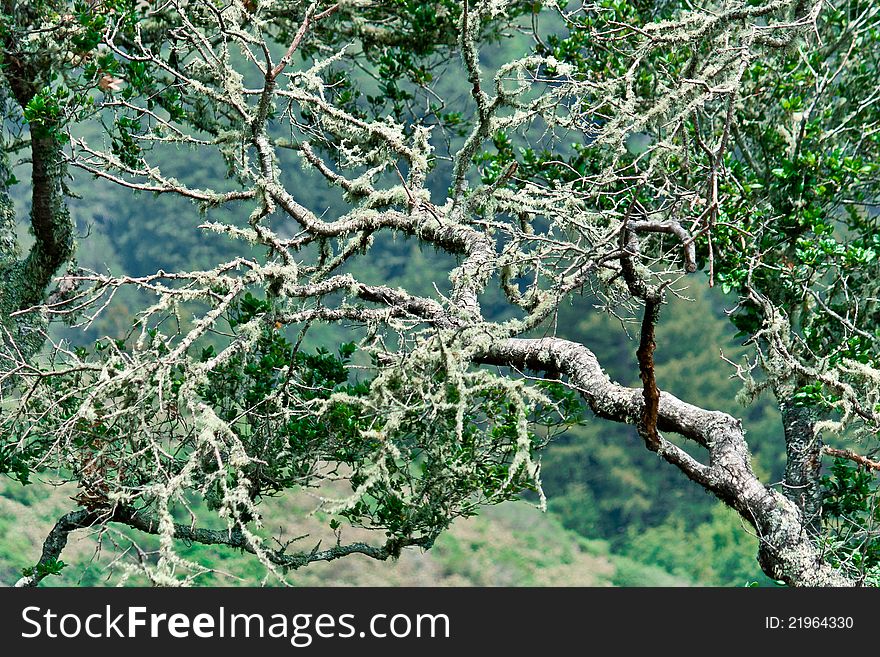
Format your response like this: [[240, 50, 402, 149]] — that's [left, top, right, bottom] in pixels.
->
[[821, 459, 880, 581], [21, 557, 66, 580], [196, 293, 369, 506], [22, 87, 68, 140], [707, 3, 880, 370], [0, 441, 41, 485]]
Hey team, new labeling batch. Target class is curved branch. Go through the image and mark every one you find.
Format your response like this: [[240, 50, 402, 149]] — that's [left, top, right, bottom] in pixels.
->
[[628, 219, 697, 273], [479, 336, 856, 587], [15, 509, 102, 587], [15, 505, 432, 587]]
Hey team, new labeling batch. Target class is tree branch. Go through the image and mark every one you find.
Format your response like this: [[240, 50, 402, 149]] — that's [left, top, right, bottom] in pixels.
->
[[15, 505, 433, 587], [636, 293, 662, 451], [628, 219, 698, 273], [824, 446, 880, 472], [270, 3, 340, 80], [478, 336, 856, 586], [14, 509, 103, 587]]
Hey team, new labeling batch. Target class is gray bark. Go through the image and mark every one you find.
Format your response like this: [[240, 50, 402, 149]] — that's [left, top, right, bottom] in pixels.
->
[[15, 506, 432, 587], [779, 398, 823, 532], [481, 337, 855, 587], [0, 30, 75, 362]]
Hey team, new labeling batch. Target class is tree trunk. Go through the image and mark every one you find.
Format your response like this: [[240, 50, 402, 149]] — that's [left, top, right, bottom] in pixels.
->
[[779, 398, 823, 533], [0, 60, 74, 361]]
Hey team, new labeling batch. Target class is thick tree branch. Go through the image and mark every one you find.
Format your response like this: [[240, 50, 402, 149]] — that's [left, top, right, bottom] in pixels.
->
[[270, 2, 340, 80], [15, 505, 433, 587], [14, 509, 102, 587], [628, 219, 698, 273], [636, 293, 662, 451], [779, 397, 823, 532], [478, 336, 856, 586], [19, 133, 74, 305]]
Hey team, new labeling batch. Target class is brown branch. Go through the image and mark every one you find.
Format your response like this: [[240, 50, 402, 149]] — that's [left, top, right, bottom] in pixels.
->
[[270, 2, 340, 80], [637, 293, 662, 451], [823, 446, 880, 472], [619, 214, 666, 450]]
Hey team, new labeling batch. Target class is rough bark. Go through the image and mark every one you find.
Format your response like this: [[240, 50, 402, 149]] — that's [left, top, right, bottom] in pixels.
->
[[480, 337, 855, 587], [14, 509, 101, 587], [636, 293, 662, 451], [779, 398, 823, 532], [15, 506, 431, 587], [0, 24, 75, 361]]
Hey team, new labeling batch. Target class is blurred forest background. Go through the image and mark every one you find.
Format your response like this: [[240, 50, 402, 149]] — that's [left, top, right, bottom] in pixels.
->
[[0, 18, 787, 587]]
